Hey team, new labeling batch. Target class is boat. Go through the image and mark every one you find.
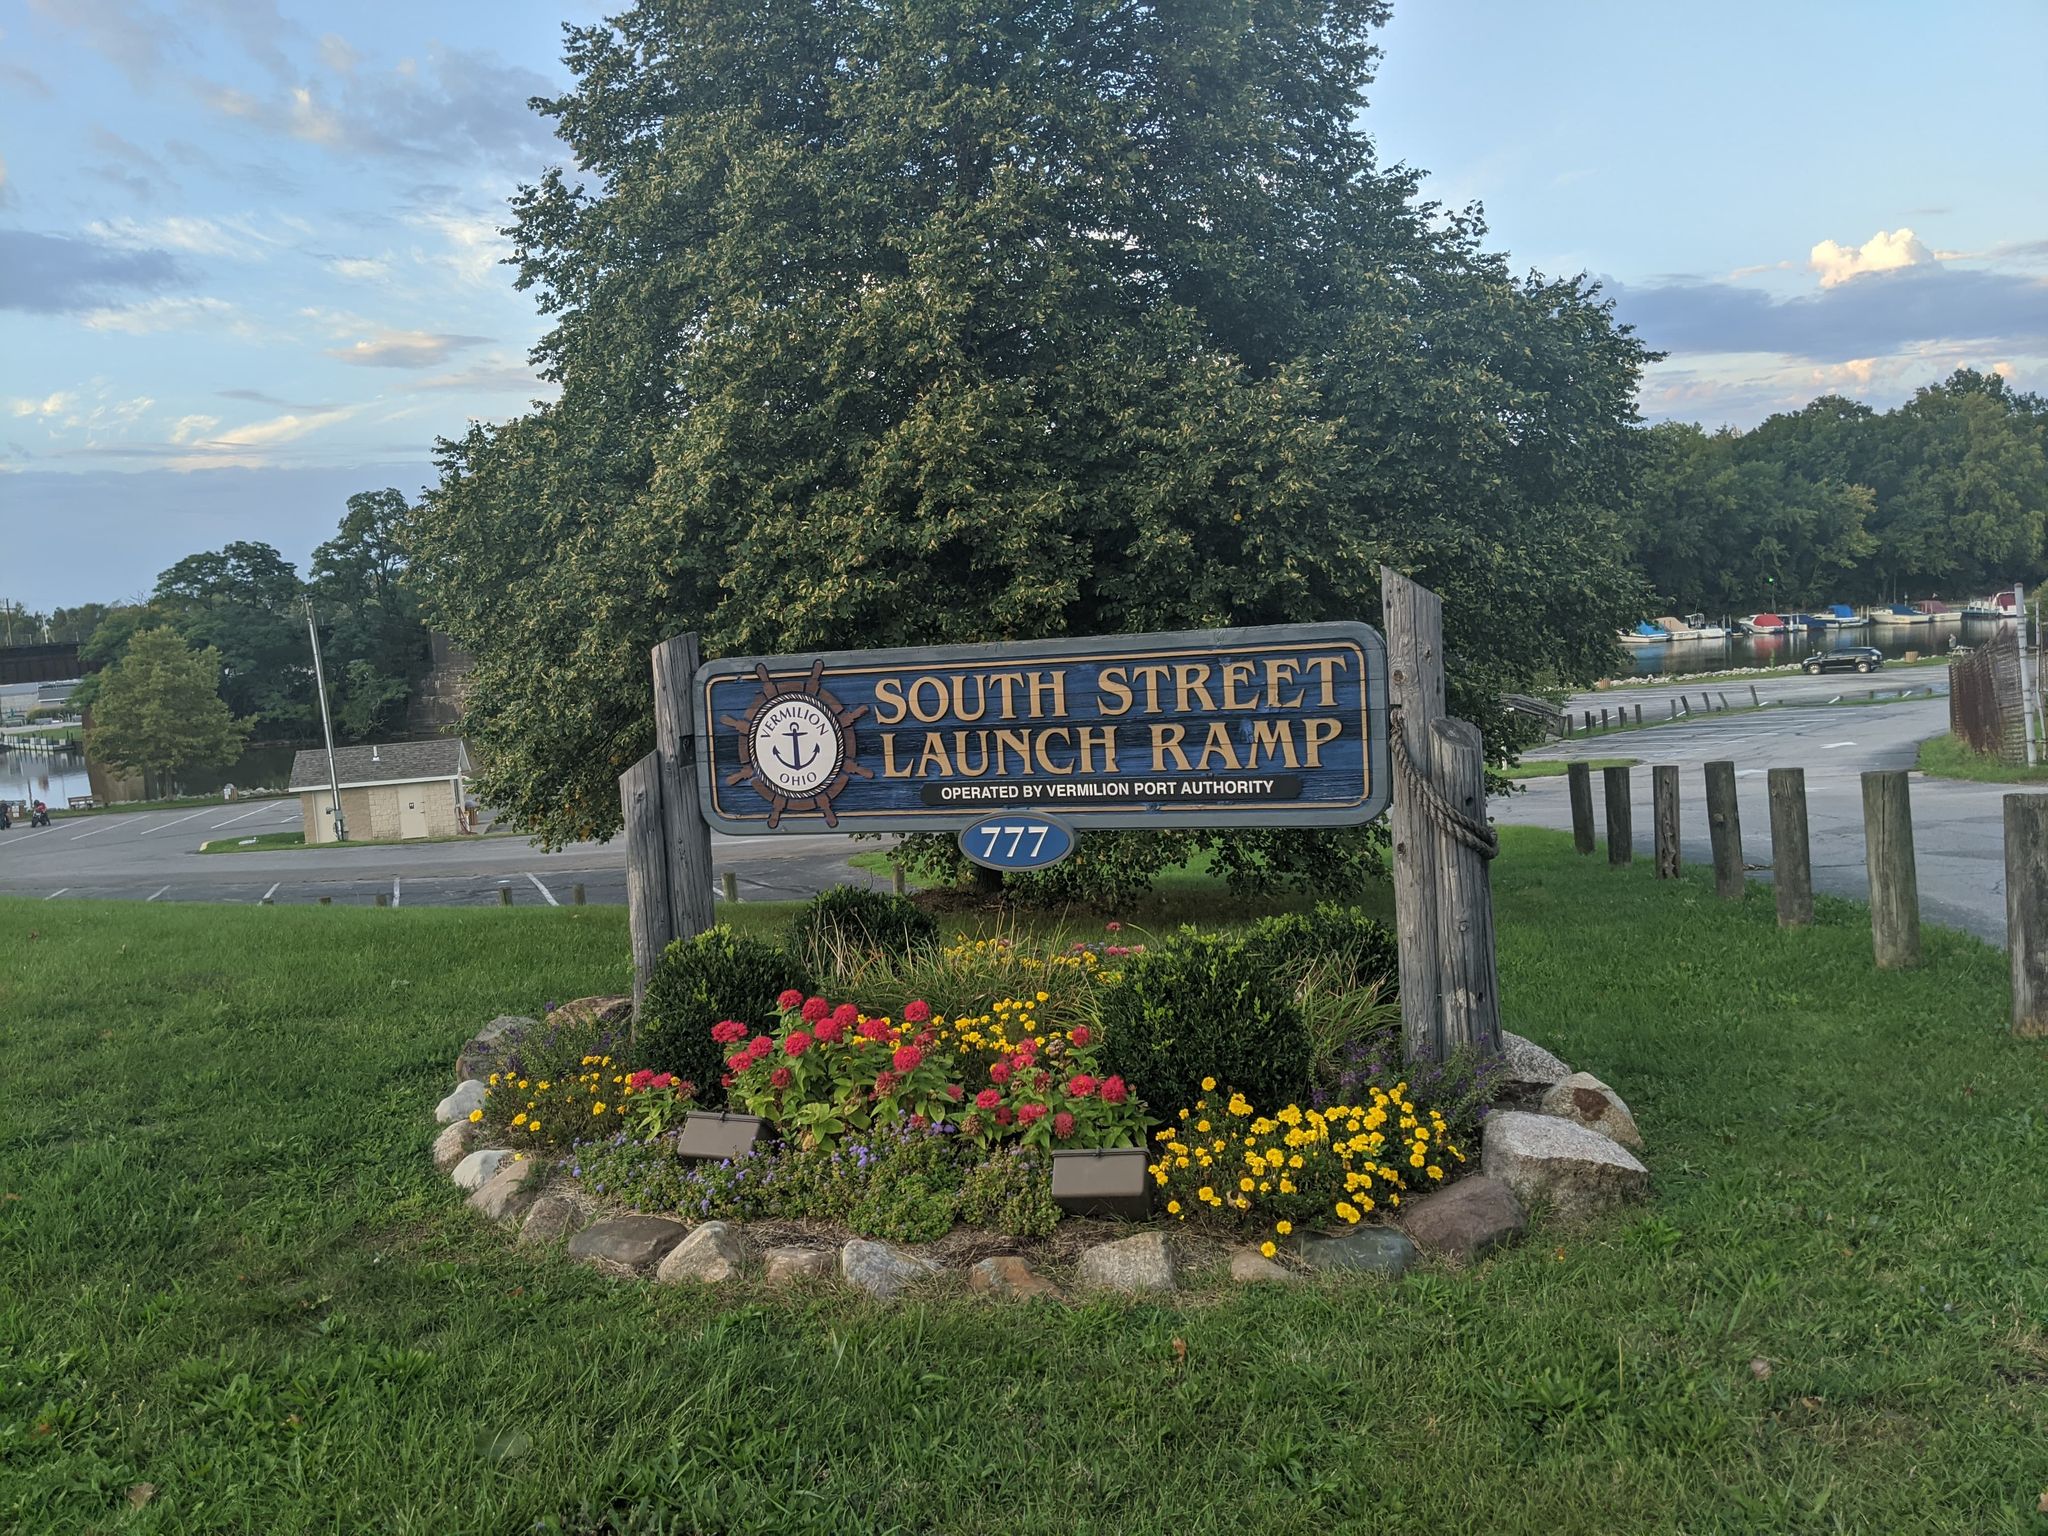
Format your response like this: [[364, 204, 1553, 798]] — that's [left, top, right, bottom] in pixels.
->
[[1737, 613, 1790, 635], [1813, 603, 1871, 631], [1617, 622, 1669, 647], [1871, 602, 1939, 627], [1962, 591, 2019, 621], [1655, 614, 1731, 642], [1782, 613, 1829, 632]]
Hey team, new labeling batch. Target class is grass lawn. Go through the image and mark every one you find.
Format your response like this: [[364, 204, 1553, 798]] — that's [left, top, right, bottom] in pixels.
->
[[1918, 733, 2048, 785], [197, 829, 520, 854], [47, 793, 292, 820], [3, 832, 2045, 1532], [198, 831, 307, 853], [1501, 756, 1638, 781]]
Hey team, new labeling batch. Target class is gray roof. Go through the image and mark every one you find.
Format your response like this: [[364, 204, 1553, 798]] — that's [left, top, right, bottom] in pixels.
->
[[289, 738, 468, 791]]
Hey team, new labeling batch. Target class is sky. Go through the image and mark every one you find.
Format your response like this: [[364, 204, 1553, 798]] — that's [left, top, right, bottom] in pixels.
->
[[3, 0, 2045, 611]]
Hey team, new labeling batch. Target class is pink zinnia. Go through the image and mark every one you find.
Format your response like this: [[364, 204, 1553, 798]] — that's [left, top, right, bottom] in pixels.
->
[[711, 1019, 748, 1045], [1069, 1025, 1091, 1047], [801, 996, 831, 1023], [831, 1002, 859, 1029], [1052, 1111, 1075, 1140], [777, 988, 804, 1011], [858, 1018, 891, 1042], [1105, 921, 1122, 932], [904, 1000, 932, 1024], [1099, 1075, 1128, 1105], [995, 1106, 1014, 1126], [784, 1031, 812, 1057], [726, 1052, 751, 1073], [1016, 1103, 1047, 1126], [873, 1070, 898, 1096], [769, 1066, 793, 1089], [892, 1044, 922, 1073], [814, 1018, 845, 1044], [989, 1060, 1012, 1085], [975, 1088, 1001, 1110], [747, 1035, 774, 1059], [1067, 1073, 1097, 1098]]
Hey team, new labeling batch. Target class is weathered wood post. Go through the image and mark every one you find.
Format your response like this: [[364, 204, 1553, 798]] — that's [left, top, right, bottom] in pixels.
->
[[619, 751, 666, 1011], [1653, 764, 1681, 878], [721, 869, 739, 904], [891, 864, 907, 897], [1861, 770, 1920, 969], [1705, 760, 1744, 900], [1381, 567, 1445, 1064], [1428, 718, 1501, 1057], [1600, 707, 1610, 731], [1768, 767, 1813, 928], [1749, 684, 1761, 708], [1634, 703, 1643, 727], [652, 633, 717, 945], [1669, 699, 1678, 720], [572, 883, 586, 906], [1567, 762, 1596, 855], [2006, 795, 2048, 1035], [1718, 691, 1731, 712], [1603, 764, 1632, 865]]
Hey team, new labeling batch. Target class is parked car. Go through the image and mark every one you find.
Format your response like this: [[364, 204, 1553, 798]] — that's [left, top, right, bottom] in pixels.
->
[[1802, 646, 1884, 675]]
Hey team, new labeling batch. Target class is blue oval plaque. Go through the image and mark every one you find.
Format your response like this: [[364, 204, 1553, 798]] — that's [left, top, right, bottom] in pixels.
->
[[958, 812, 1076, 871]]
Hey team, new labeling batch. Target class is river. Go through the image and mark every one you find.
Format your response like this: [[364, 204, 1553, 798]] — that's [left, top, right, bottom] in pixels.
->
[[1618, 616, 2008, 677], [0, 743, 301, 810]]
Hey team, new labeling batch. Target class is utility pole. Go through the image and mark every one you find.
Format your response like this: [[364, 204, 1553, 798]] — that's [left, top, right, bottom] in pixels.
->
[[2020, 582, 2041, 769], [305, 599, 347, 840]]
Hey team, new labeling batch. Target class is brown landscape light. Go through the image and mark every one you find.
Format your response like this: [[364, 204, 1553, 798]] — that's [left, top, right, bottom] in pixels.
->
[[673, 1111, 764, 1164], [1050, 1148, 1152, 1219]]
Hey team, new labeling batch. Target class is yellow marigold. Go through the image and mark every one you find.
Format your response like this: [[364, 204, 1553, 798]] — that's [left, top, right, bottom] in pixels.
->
[[1259, 1241, 1277, 1259], [528, 1121, 541, 1133], [1166, 1200, 1181, 1216], [512, 1113, 527, 1127], [1427, 1165, 1443, 1180], [467, 1108, 483, 1124], [488, 1073, 499, 1086], [593, 1101, 608, 1115], [1201, 1076, 1217, 1092], [1410, 1152, 1425, 1168], [1198, 1186, 1215, 1202], [517, 1079, 529, 1090], [1238, 1176, 1255, 1193], [1274, 1220, 1293, 1236], [1334, 1201, 1359, 1223]]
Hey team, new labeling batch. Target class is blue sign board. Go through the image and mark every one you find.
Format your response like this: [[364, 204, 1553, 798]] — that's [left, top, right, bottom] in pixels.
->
[[694, 622, 1389, 833], [959, 812, 1077, 870]]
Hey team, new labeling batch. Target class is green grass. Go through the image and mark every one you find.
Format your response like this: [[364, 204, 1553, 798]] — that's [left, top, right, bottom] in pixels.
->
[[1917, 732, 2048, 784], [3, 832, 2045, 1533], [198, 831, 307, 853], [47, 793, 291, 820], [1501, 756, 1639, 781], [197, 828, 518, 854]]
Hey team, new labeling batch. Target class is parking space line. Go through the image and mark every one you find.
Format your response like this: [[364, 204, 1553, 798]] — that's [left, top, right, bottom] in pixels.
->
[[141, 809, 213, 837], [7, 826, 56, 842], [146, 886, 169, 902], [261, 882, 280, 902], [393, 877, 401, 908], [209, 804, 272, 830], [71, 822, 117, 840], [43, 888, 68, 900], [525, 872, 559, 907]]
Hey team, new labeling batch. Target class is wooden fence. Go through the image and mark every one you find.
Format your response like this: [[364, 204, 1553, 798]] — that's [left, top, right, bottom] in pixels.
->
[[1949, 626, 2025, 762]]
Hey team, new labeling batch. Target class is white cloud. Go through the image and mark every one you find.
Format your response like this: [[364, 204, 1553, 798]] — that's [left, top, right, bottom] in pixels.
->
[[289, 85, 344, 146], [87, 214, 280, 259], [11, 391, 76, 419], [324, 328, 489, 368], [168, 405, 358, 469], [167, 413, 220, 443], [1809, 227, 1934, 288], [319, 33, 358, 75], [327, 255, 391, 282], [80, 296, 241, 334], [404, 209, 509, 286]]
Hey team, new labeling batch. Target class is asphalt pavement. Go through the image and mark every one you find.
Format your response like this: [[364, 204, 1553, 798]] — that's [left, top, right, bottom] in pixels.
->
[[1495, 678, 2033, 946], [0, 797, 889, 907]]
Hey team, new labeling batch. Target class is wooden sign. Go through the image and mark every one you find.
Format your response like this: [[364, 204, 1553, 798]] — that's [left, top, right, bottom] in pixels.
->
[[694, 623, 1389, 833]]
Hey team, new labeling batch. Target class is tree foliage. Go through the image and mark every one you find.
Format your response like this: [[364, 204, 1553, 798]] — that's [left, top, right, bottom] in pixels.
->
[[85, 627, 250, 793], [410, 0, 1653, 845]]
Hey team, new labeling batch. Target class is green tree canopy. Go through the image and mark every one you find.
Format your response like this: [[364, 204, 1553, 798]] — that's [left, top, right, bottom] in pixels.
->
[[151, 541, 313, 735], [85, 627, 251, 794], [311, 489, 432, 739], [410, 0, 1653, 845]]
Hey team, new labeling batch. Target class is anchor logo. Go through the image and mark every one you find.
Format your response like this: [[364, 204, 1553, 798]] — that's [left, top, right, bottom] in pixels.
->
[[719, 659, 872, 827]]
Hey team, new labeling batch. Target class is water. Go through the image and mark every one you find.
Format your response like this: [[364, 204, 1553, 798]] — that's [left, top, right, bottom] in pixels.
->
[[0, 742, 300, 809], [1618, 616, 2006, 678]]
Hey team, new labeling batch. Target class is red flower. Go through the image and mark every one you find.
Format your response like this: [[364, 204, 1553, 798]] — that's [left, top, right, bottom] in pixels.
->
[[1066, 1073, 1097, 1098], [989, 1060, 1012, 1085], [726, 1052, 751, 1073], [946, 1083, 963, 1100], [1099, 1075, 1128, 1105], [908, 1113, 929, 1130], [720, 1073, 733, 1089], [813, 1018, 845, 1044], [1052, 1111, 1075, 1140], [769, 1066, 793, 1089], [975, 1088, 1002, 1110], [1034, 1071, 1051, 1092], [784, 1031, 812, 1057], [995, 1106, 1014, 1126], [776, 988, 804, 1011], [747, 1035, 774, 1059], [626, 1069, 654, 1089], [1105, 921, 1122, 932], [873, 1070, 898, 1096], [892, 1044, 923, 1073], [831, 1002, 859, 1029], [858, 1018, 891, 1042], [903, 1000, 932, 1024], [1069, 1025, 1092, 1047], [801, 996, 831, 1023], [914, 1030, 936, 1050], [711, 1019, 748, 1046], [1016, 1103, 1047, 1126]]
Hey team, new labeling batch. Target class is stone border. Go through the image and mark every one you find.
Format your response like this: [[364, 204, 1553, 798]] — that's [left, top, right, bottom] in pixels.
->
[[433, 1006, 1650, 1300]]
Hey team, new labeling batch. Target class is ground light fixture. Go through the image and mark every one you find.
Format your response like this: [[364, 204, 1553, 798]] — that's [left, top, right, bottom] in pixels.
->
[[673, 1110, 764, 1163], [1049, 1147, 1152, 1219]]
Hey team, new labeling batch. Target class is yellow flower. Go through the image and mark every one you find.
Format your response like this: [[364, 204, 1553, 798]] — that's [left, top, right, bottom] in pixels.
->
[[488, 1073, 499, 1086], [1409, 1151, 1426, 1168], [1201, 1076, 1217, 1092], [1259, 1241, 1278, 1259], [467, 1108, 483, 1124], [1166, 1200, 1181, 1215], [592, 1101, 607, 1115], [1427, 1165, 1443, 1180], [528, 1121, 541, 1133], [1238, 1176, 1255, 1193], [518, 1079, 529, 1090], [512, 1113, 527, 1128], [1274, 1220, 1292, 1236], [1197, 1186, 1215, 1202]]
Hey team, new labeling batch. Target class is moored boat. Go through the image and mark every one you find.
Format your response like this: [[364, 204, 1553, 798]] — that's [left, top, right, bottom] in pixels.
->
[[1962, 590, 2018, 620], [1737, 612, 1791, 635], [1655, 613, 1731, 642], [1814, 603, 1870, 630], [1618, 622, 1669, 647], [1871, 602, 1939, 626]]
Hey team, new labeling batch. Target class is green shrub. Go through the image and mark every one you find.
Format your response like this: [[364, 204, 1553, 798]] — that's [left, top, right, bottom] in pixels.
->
[[957, 1147, 1062, 1238], [787, 885, 938, 972], [1243, 903, 1400, 995], [1093, 929, 1309, 1117], [637, 926, 810, 1106]]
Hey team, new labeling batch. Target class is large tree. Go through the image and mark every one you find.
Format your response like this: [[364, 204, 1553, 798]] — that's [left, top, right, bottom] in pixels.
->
[[310, 489, 433, 739], [85, 627, 250, 796], [410, 0, 1653, 846], [151, 542, 313, 736]]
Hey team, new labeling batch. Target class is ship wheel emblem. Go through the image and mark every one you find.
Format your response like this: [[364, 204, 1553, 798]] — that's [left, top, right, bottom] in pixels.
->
[[719, 659, 873, 828]]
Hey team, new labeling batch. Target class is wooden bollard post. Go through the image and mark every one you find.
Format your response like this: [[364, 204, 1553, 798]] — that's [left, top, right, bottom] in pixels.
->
[[721, 869, 739, 903], [572, 883, 586, 906], [318, 895, 331, 906], [1718, 691, 1731, 711], [1600, 707, 1610, 730], [1653, 765, 1681, 878], [1749, 684, 1761, 708], [1603, 764, 1632, 865], [1566, 762, 1595, 854], [1862, 770, 1920, 969], [375, 892, 389, 908], [1585, 710, 1596, 734], [1428, 718, 1502, 1055], [1669, 699, 1678, 720], [891, 864, 907, 897], [1768, 767, 1813, 928], [498, 885, 513, 907], [1705, 760, 1744, 901], [2006, 795, 2048, 1035], [1634, 703, 1643, 727]]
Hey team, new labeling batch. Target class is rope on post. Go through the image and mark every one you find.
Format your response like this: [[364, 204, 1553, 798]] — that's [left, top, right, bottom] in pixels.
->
[[1390, 706, 1499, 860]]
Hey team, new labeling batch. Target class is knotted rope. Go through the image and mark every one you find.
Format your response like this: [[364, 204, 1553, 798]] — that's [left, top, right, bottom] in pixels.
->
[[1389, 707, 1499, 860]]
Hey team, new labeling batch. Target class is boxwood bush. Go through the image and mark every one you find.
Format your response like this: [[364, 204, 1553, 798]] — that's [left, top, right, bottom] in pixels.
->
[[1243, 903, 1400, 995], [787, 885, 938, 971], [637, 926, 811, 1106], [1094, 929, 1310, 1117]]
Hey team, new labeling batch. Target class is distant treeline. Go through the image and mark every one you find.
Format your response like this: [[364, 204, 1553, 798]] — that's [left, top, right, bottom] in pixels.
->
[[55, 489, 431, 745], [1625, 369, 2048, 615]]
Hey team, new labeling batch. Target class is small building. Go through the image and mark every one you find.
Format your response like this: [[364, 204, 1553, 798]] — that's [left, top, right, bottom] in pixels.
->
[[289, 740, 471, 844]]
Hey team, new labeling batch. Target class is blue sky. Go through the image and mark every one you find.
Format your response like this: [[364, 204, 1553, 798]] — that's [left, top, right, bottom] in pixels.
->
[[3, 0, 2045, 610]]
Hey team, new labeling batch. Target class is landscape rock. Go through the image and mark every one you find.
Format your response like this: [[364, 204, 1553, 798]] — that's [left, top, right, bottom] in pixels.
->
[[839, 1239, 941, 1300], [452, 1148, 514, 1191], [435, 1080, 488, 1125], [1229, 1248, 1299, 1285], [1396, 1175, 1527, 1262], [546, 996, 634, 1031], [568, 1215, 690, 1271], [519, 1190, 594, 1246], [1497, 1031, 1573, 1109], [432, 1120, 478, 1173], [762, 1247, 836, 1288], [1295, 1226, 1418, 1277], [967, 1255, 1063, 1301], [468, 1157, 541, 1223], [456, 1014, 537, 1083], [654, 1221, 746, 1285], [1482, 1110, 1648, 1221], [1074, 1231, 1175, 1294], [1539, 1072, 1644, 1151]]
